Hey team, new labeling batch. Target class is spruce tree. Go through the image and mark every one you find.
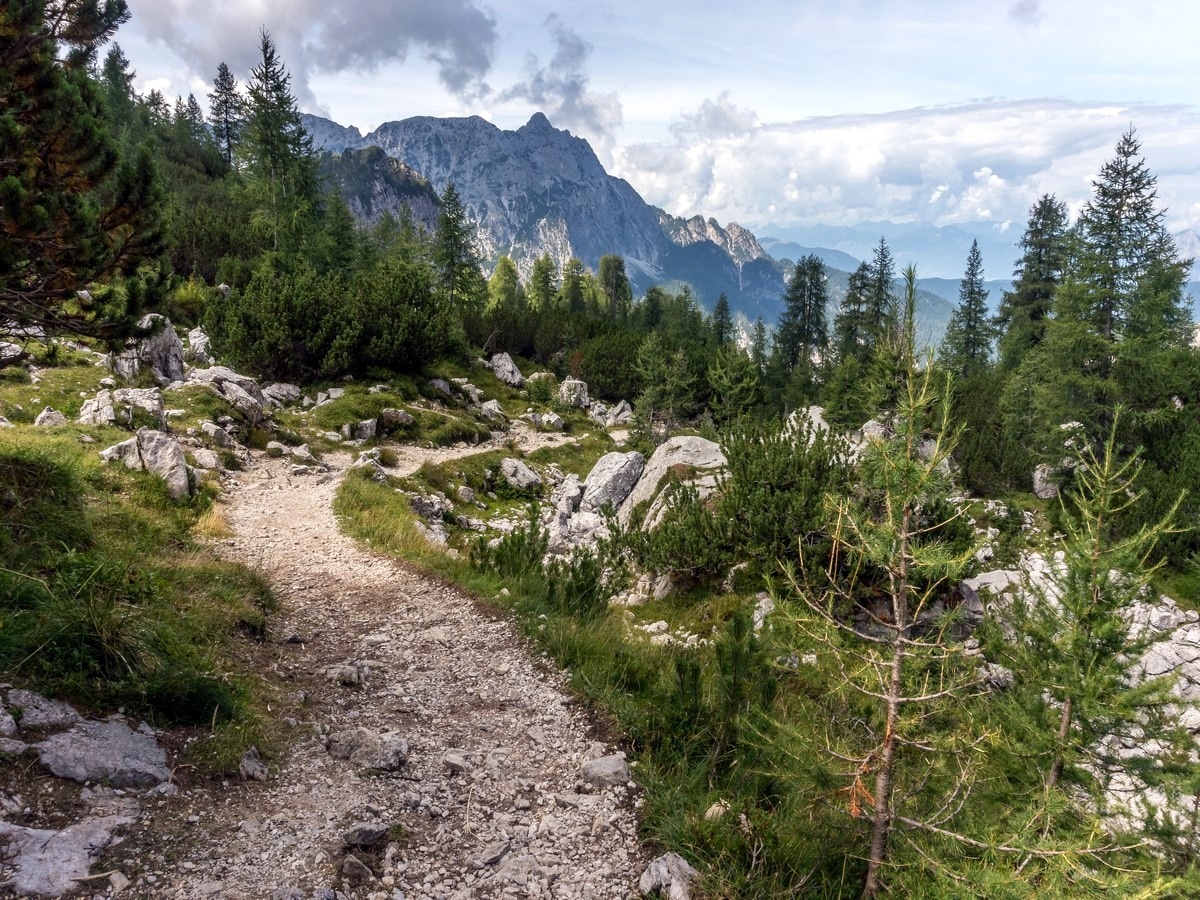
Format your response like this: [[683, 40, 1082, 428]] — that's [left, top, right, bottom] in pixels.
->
[[242, 29, 317, 254], [776, 254, 829, 372], [527, 254, 558, 311], [0, 0, 164, 342], [711, 292, 733, 348], [598, 254, 632, 320], [208, 61, 245, 168], [749, 318, 768, 372], [865, 237, 898, 346], [939, 239, 996, 376], [433, 182, 483, 310], [559, 257, 586, 313], [834, 261, 874, 363], [99, 42, 136, 129], [995, 194, 1069, 372]]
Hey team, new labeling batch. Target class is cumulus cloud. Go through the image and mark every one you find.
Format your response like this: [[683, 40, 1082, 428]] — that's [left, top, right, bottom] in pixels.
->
[[130, 0, 496, 107], [610, 97, 1200, 234], [499, 15, 622, 156]]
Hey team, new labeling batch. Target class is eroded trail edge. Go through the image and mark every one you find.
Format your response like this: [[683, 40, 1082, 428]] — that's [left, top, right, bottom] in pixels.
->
[[152, 442, 644, 899]]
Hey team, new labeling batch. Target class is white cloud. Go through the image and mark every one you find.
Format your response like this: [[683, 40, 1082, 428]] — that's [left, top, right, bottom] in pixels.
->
[[611, 98, 1200, 232]]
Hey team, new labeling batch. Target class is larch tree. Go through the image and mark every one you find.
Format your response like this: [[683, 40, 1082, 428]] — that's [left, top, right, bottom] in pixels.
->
[[834, 260, 874, 363], [527, 253, 558, 311], [776, 254, 829, 373], [598, 253, 632, 320], [432, 182, 484, 311]]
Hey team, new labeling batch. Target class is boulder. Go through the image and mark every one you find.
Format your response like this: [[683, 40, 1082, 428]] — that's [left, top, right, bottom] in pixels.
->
[[33, 407, 67, 426], [34, 718, 171, 787], [79, 390, 119, 427], [481, 399, 506, 420], [380, 407, 414, 430], [201, 421, 231, 447], [618, 436, 726, 528], [581, 452, 644, 514], [500, 458, 541, 491], [1033, 463, 1058, 500], [262, 382, 302, 406], [185, 326, 213, 365], [6, 690, 81, 730], [539, 410, 565, 431], [490, 352, 525, 388], [341, 419, 377, 441], [217, 380, 263, 425], [639, 852, 700, 900], [186, 365, 264, 402], [606, 399, 634, 425], [429, 378, 452, 397], [0, 816, 136, 897], [111, 314, 185, 385], [135, 428, 191, 499], [559, 377, 589, 408], [192, 448, 222, 470], [325, 727, 408, 771]]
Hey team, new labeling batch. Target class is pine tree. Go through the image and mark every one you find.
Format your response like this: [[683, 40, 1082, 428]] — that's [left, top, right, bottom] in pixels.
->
[[241, 29, 317, 253], [749, 318, 768, 372], [995, 195, 1070, 372], [0, 0, 164, 341], [776, 254, 829, 372], [939, 240, 997, 376], [208, 61, 244, 168], [707, 346, 761, 424]]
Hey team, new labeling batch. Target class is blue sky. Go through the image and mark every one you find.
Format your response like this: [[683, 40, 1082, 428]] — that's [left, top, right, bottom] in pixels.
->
[[122, 0, 1200, 239]]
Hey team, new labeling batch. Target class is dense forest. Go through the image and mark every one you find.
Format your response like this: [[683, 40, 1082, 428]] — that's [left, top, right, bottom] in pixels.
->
[[4, 1, 1200, 896]]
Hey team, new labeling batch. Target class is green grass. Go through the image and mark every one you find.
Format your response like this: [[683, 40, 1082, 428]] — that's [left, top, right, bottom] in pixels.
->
[[0, 428, 277, 774]]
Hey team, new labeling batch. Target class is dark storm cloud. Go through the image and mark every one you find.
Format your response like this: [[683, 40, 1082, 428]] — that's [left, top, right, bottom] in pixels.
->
[[131, 0, 496, 103]]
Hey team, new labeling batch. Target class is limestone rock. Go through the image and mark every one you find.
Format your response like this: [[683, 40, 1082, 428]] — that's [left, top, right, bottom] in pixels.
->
[[217, 380, 263, 426], [1033, 463, 1058, 500], [185, 327, 213, 365], [201, 421, 231, 447], [33, 407, 67, 426], [326, 728, 407, 771], [34, 718, 171, 787], [112, 314, 185, 385], [539, 410, 565, 431], [192, 448, 222, 470], [6, 690, 81, 730], [0, 816, 135, 897], [135, 428, 191, 500], [262, 382, 301, 406], [490, 352, 525, 387], [343, 823, 388, 847], [481, 399, 506, 421], [100, 436, 141, 469], [239, 746, 268, 781], [559, 377, 589, 408], [581, 451, 644, 514], [639, 852, 700, 900], [618, 436, 726, 528], [581, 753, 629, 788], [380, 407, 414, 430], [500, 458, 541, 491]]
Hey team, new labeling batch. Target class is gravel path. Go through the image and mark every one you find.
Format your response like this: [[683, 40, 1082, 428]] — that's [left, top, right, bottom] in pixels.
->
[[152, 433, 645, 899]]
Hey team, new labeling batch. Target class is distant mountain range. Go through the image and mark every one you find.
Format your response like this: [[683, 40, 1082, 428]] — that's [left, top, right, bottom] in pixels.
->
[[303, 111, 1016, 340]]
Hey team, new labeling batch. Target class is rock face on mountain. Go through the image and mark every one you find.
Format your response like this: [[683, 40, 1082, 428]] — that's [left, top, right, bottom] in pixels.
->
[[318, 147, 440, 231], [301, 111, 787, 318]]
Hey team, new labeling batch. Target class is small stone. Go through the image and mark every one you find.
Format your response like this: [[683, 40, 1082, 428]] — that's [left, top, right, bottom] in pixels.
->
[[342, 855, 374, 882], [239, 746, 268, 781]]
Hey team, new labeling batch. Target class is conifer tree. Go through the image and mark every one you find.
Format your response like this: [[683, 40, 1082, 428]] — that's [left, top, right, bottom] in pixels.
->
[[995, 194, 1069, 372], [749, 318, 768, 372], [527, 253, 558, 311], [865, 237, 898, 346], [559, 257, 586, 313], [241, 29, 317, 253], [208, 61, 245, 167], [776, 254, 829, 372], [99, 42, 136, 129], [0, 0, 164, 341], [711, 292, 733, 348], [487, 256, 523, 310], [433, 182, 483, 310], [834, 261, 873, 363], [939, 240, 996, 376], [598, 254, 632, 320]]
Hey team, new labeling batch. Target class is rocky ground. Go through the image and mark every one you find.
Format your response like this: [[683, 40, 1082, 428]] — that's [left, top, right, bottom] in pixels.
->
[[0, 427, 653, 899]]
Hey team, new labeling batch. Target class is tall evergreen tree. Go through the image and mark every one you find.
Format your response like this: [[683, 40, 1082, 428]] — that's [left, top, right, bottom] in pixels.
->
[[711, 292, 734, 348], [208, 61, 244, 168], [559, 257, 586, 313], [939, 239, 997, 376], [865, 237, 898, 345], [1075, 127, 1189, 347], [432, 182, 483, 310], [527, 254, 558, 311], [776, 254, 829, 372], [98, 42, 135, 129], [0, 0, 164, 341], [749, 318, 768, 372], [833, 261, 873, 363], [598, 254, 632, 320], [995, 194, 1070, 372], [241, 29, 317, 253]]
